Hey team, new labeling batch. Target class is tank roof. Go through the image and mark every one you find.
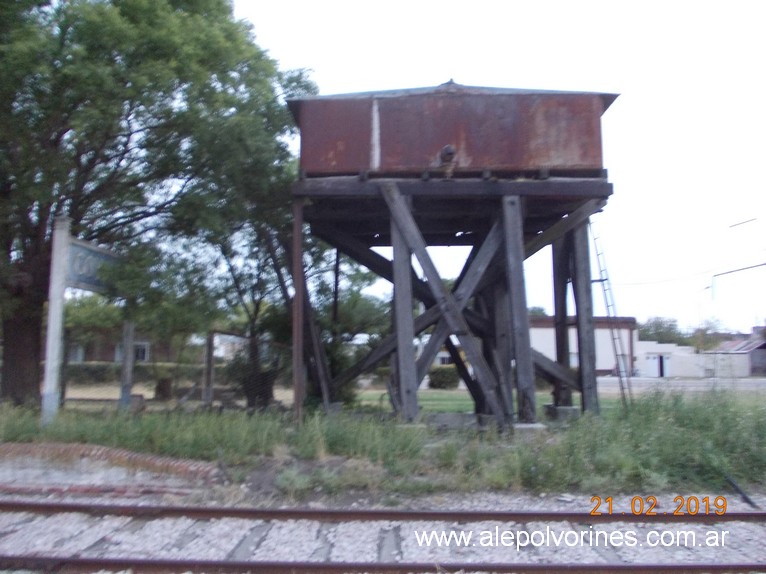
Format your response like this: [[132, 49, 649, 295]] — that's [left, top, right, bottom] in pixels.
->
[[288, 80, 618, 123]]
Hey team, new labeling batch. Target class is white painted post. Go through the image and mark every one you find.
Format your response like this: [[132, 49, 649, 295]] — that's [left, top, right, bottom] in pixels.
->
[[41, 217, 71, 425]]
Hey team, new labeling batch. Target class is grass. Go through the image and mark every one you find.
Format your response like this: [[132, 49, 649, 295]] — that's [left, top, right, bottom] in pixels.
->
[[2, 390, 764, 498], [357, 388, 474, 412], [357, 388, 624, 417]]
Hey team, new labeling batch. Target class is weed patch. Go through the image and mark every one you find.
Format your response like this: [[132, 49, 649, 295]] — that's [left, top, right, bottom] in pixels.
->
[[1, 391, 763, 496]]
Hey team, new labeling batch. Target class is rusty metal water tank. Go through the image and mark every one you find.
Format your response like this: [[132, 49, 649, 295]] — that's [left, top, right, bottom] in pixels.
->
[[288, 81, 617, 179]]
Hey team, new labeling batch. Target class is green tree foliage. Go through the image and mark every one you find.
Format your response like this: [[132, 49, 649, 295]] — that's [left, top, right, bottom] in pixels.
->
[[66, 244, 221, 351], [0, 0, 300, 403], [427, 366, 460, 390], [528, 306, 549, 318], [690, 318, 731, 352], [312, 252, 390, 405], [64, 294, 122, 346], [638, 317, 691, 346]]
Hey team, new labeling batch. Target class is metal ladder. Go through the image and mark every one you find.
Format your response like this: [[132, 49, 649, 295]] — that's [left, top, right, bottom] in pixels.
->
[[589, 220, 633, 408]]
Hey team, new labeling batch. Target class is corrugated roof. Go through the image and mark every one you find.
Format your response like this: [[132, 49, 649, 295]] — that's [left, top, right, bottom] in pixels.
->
[[708, 339, 766, 354]]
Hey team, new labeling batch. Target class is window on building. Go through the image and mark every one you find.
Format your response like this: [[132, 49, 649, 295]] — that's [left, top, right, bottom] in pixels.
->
[[67, 344, 85, 363], [134, 343, 149, 362], [115, 342, 150, 363]]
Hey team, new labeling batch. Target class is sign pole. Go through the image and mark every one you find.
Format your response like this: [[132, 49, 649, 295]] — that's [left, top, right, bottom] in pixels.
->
[[42, 217, 71, 425]]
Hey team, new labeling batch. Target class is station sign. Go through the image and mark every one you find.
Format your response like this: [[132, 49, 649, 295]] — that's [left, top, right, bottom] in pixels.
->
[[67, 238, 120, 293]]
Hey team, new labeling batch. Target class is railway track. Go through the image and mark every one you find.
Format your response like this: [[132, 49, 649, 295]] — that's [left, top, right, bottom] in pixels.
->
[[0, 500, 764, 573]]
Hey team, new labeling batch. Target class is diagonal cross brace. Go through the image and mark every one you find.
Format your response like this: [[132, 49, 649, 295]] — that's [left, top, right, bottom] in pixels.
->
[[415, 221, 502, 383], [380, 182, 508, 428]]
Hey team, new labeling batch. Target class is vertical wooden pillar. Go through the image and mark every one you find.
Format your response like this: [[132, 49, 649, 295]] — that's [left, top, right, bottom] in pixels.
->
[[501, 196, 536, 423], [552, 235, 573, 406], [493, 283, 515, 418], [572, 222, 599, 413], [292, 199, 306, 420], [391, 201, 419, 421], [304, 286, 333, 411]]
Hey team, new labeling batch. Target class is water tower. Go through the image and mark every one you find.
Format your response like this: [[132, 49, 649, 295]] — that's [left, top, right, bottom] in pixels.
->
[[288, 82, 617, 428]]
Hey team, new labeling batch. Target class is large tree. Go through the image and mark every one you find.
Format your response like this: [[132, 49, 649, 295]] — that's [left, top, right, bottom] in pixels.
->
[[0, 0, 297, 404]]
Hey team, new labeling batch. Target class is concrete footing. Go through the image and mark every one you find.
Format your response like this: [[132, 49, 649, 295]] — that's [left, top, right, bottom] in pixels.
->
[[543, 404, 581, 421]]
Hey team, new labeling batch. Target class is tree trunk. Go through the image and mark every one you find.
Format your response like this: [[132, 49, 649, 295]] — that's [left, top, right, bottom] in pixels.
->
[[242, 334, 274, 410], [1, 305, 43, 406]]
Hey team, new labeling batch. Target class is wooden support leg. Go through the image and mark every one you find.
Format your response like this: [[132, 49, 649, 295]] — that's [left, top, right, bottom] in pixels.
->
[[572, 222, 599, 414], [291, 199, 306, 420], [493, 282, 516, 418], [501, 196, 536, 423], [552, 235, 573, 406], [388, 352, 402, 414], [304, 286, 333, 412], [477, 292, 513, 418], [391, 200, 419, 421]]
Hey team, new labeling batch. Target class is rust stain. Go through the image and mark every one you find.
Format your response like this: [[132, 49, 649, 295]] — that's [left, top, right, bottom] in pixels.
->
[[289, 82, 616, 177]]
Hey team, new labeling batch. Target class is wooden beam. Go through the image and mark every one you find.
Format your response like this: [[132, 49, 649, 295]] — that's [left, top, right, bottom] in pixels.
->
[[572, 222, 599, 413], [295, 177, 613, 200], [315, 222, 494, 337], [381, 182, 508, 428], [312, 223, 434, 305], [501, 196, 536, 423], [493, 282, 515, 418], [477, 292, 509, 417], [552, 234, 573, 406], [415, 222, 503, 383], [444, 339, 486, 414], [333, 305, 442, 389], [304, 286, 333, 412], [391, 198, 419, 421], [291, 199, 306, 420], [532, 349, 580, 391], [525, 199, 607, 258], [387, 353, 402, 414], [468, 199, 607, 300]]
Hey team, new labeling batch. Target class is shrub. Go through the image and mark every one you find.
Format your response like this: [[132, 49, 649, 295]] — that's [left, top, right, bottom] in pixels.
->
[[428, 366, 460, 390], [63, 362, 203, 385], [64, 362, 119, 384]]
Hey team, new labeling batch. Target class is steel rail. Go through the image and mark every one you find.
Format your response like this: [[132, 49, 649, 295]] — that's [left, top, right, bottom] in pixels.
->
[[1, 501, 764, 574], [1, 499, 764, 525], [0, 555, 764, 574]]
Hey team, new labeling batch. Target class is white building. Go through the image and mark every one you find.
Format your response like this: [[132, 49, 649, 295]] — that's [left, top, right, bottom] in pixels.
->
[[634, 340, 700, 378], [431, 319, 765, 380], [433, 316, 639, 376], [528, 316, 638, 376]]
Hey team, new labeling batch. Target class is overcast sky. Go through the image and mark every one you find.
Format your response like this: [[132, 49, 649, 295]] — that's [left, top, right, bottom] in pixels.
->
[[234, 0, 765, 334]]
